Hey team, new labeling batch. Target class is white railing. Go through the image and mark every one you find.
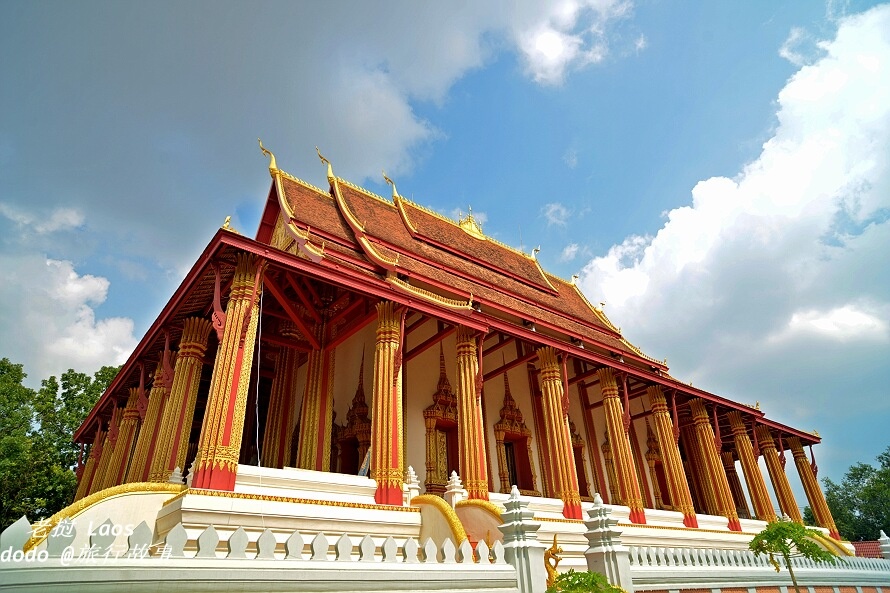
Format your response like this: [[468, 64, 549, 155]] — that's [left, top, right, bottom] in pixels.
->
[[628, 544, 890, 590], [0, 516, 519, 593]]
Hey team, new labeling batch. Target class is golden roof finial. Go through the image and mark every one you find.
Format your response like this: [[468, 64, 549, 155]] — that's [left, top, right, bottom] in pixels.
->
[[458, 206, 486, 240], [382, 170, 399, 199], [258, 138, 277, 173], [532, 246, 541, 260], [316, 146, 333, 179], [571, 274, 579, 285]]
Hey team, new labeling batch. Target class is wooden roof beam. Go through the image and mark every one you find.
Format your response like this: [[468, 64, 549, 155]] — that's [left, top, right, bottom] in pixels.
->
[[405, 323, 456, 363], [284, 272, 322, 323], [263, 274, 321, 351]]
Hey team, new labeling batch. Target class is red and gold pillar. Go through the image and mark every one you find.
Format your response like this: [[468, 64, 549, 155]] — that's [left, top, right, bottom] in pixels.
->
[[789, 437, 839, 539], [370, 301, 404, 505], [75, 425, 105, 500], [193, 254, 264, 490], [126, 361, 172, 483], [537, 347, 581, 519], [688, 399, 741, 531], [149, 318, 212, 482], [597, 368, 645, 523], [262, 343, 300, 469], [727, 411, 775, 522], [106, 388, 142, 487], [455, 326, 489, 500], [647, 386, 697, 527], [757, 426, 802, 523]]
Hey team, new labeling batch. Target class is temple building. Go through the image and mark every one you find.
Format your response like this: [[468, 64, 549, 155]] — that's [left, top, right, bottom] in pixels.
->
[[63, 143, 843, 563]]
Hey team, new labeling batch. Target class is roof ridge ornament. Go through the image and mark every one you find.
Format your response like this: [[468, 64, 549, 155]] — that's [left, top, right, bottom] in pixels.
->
[[258, 138, 277, 174], [382, 170, 399, 200], [316, 146, 333, 179], [458, 206, 486, 240]]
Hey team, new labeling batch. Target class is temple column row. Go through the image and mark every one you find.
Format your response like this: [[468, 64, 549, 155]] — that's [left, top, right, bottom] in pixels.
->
[[455, 326, 489, 500], [688, 398, 741, 531], [757, 425, 802, 523], [126, 359, 173, 483]]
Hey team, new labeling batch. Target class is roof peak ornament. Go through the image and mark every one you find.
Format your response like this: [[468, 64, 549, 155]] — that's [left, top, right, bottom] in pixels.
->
[[458, 206, 485, 240], [258, 138, 277, 174], [316, 146, 333, 179], [382, 170, 399, 200]]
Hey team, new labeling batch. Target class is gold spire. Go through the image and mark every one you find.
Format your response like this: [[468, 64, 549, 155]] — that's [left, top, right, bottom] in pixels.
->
[[258, 138, 277, 173]]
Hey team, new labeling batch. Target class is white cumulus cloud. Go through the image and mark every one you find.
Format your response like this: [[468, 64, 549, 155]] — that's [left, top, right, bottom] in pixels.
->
[[543, 202, 572, 226], [578, 5, 890, 433], [0, 255, 137, 385]]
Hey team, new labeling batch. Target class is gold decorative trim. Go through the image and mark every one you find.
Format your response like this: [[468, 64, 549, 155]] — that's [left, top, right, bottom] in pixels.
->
[[337, 176, 392, 206], [809, 532, 851, 556], [619, 336, 666, 366], [163, 488, 419, 512], [386, 273, 474, 311], [615, 522, 758, 536], [536, 516, 584, 524], [411, 494, 468, 543], [393, 195, 420, 234], [278, 169, 330, 197], [455, 499, 504, 522], [24, 483, 186, 551], [568, 281, 622, 335], [358, 236, 400, 268]]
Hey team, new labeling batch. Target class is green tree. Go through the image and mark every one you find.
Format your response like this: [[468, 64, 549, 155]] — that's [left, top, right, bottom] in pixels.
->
[[816, 446, 890, 541], [749, 519, 838, 593], [545, 569, 623, 593], [0, 361, 119, 528], [0, 358, 38, 528]]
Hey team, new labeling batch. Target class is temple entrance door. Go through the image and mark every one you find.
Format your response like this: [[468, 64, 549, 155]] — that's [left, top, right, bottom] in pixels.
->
[[339, 436, 360, 475]]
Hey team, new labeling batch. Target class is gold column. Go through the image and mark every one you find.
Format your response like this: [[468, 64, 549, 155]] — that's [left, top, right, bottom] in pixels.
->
[[727, 411, 775, 521], [105, 388, 142, 487], [262, 344, 300, 468], [91, 407, 122, 493], [74, 426, 105, 500], [126, 361, 173, 483], [455, 326, 489, 500], [194, 254, 264, 491], [537, 347, 581, 519], [295, 343, 335, 471], [647, 386, 697, 526], [149, 317, 212, 482], [789, 437, 839, 539], [370, 301, 404, 505], [722, 451, 751, 519], [757, 426, 802, 523], [688, 399, 741, 531], [597, 368, 645, 523]]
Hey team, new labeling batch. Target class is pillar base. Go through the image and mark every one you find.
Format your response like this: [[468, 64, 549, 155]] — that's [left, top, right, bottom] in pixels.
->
[[628, 507, 647, 524], [830, 529, 840, 541], [375, 484, 403, 505], [562, 500, 582, 520], [727, 518, 742, 532], [682, 513, 699, 528], [192, 466, 237, 492]]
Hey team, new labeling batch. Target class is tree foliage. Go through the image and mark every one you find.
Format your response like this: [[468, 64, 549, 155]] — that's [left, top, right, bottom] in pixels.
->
[[749, 519, 837, 593], [545, 569, 624, 593], [0, 359, 118, 528], [813, 446, 890, 541]]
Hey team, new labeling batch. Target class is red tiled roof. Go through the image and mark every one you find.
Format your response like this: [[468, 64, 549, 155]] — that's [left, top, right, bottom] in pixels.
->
[[270, 172, 650, 360], [852, 541, 883, 558]]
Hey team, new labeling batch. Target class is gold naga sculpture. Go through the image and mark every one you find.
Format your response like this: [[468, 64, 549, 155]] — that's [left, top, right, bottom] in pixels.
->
[[544, 534, 563, 589]]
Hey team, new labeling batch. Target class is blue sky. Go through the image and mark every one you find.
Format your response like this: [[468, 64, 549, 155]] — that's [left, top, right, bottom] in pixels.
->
[[2, 1, 888, 509]]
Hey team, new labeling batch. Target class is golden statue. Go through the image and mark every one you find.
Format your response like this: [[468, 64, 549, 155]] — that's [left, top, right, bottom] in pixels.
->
[[544, 534, 563, 589]]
